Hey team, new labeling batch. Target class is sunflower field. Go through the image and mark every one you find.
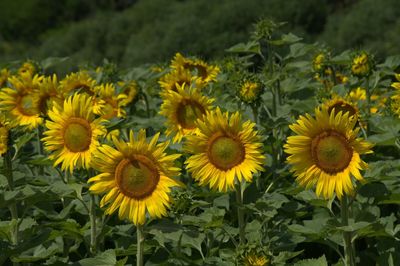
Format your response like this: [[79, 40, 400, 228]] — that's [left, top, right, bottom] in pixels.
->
[[1, 19, 400, 266]]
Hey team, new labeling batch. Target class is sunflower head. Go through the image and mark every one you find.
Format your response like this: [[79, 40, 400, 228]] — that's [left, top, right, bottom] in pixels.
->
[[42, 93, 106, 173], [184, 108, 265, 192], [323, 96, 359, 121], [159, 83, 214, 143], [312, 52, 330, 73], [0, 75, 43, 130], [391, 73, 400, 90], [284, 108, 373, 199], [351, 51, 374, 77], [238, 80, 263, 104], [60, 71, 97, 97], [0, 112, 12, 156], [38, 74, 64, 115], [88, 129, 183, 225], [117, 80, 139, 106], [243, 252, 270, 266], [159, 68, 204, 92], [93, 83, 127, 120], [18, 60, 40, 78]]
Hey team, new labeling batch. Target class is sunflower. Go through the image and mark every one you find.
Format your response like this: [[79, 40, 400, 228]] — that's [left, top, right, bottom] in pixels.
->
[[170, 53, 220, 84], [18, 61, 38, 78], [284, 108, 373, 199], [88, 129, 183, 225], [351, 51, 373, 77], [184, 108, 265, 192], [117, 80, 139, 106], [0, 113, 11, 156], [238, 81, 263, 104], [159, 83, 214, 143], [42, 93, 106, 173], [59, 71, 97, 96], [243, 252, 270, 266], [37, 74, 64, 115], [0, 75, 43, 129], [93, 83, 127, 120], [159, 68, 203, 92], [391, 73, 400, 90]]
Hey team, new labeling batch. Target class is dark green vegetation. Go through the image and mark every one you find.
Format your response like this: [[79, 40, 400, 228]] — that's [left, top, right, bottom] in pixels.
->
[[1, 0, 400, 69]]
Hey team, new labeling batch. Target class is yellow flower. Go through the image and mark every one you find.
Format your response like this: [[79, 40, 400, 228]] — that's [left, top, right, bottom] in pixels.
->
[[18, 61, 38, 78], [0, 75, 43, 129], [117, 80, 139, 106], [171, 53, 220, 84], [312, 53, 326, 72], [323, 96, 359, 121], [59, 71, 97, 97], [244, 252, 270, 266], [284, 108, 373, 199], [160, 83, 214, 143], [351, 51, 372, 77], [0, 113, 11, 156], [38, 74, 64, 115], [239, 81, 262, 104], [391, 73, 400, 90], [93, 83, 127, 120], [42, 93, 106, 173], [184, 108, 265, 192], [88, 129, 183, 225], [159, 68, 204, 92]]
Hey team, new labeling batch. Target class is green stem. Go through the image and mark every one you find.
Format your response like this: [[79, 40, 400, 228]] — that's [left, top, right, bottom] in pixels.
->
[[341, 196, 355, 266], [90, 194, 97, 255], [141, 92, 150, 118], [4, 142, 18, 247], [136, 224, 144, 266], [235, 181, 245, 245], [365, 77, 371, 136], [37, 126, 44, 175], [251, 104, 259, 124]]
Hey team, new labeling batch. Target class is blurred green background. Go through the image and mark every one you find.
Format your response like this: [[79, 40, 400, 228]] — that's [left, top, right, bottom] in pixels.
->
[[1, 0, 399, 69]]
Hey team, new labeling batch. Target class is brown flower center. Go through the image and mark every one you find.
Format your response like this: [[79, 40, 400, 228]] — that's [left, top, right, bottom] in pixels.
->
[[63, 117, 92, 152], [115, 155, 160, 199], [208, 134, 245, 170], [328, 101, 357, 117], [311, 130, 353, 174], [176, 99, 205, 129]]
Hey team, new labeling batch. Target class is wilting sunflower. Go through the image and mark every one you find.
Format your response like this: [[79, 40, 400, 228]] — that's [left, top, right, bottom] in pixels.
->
[[184, 108, 265, 192], [0, 75, 43, 129], [42, 93, 106, 173], [170, 53, 220, 84], [159, 83, 214, 143], [88, 129, 183, 225], [59, 71, 97, 97], [284, 108, 373, 199]]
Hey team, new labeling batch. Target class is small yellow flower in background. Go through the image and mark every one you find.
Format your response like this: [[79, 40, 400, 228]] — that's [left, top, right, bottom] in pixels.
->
[[312, 53, 327, 72], [60, 71, 97, 97], [171, 52, 220, 84], [243, 252, 270, 266], [117, 80, 139, 106], [238, 80, 262, 104], [351, 51, 373, 77], [88, 129, 183, 225], [93, 83, 127, 120], [38, 74, 64, 115], [391, 73, 400, 90], [159, 68, 203, 92], [0, 113, 11, 156], [42, 93, 106, 173], [159, 83, 214, 143], [347, 87, 384, 114], [0, 75, 43, 130], [18, 61, 39, 78], [284, 108, 373, 199], [184, 108, 265, 192], [0, 68, 10, 88]]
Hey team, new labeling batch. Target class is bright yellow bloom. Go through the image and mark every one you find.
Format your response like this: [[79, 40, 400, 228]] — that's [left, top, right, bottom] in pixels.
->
[[88, 129, 183, 225], [93, 83, 127, 120], [59, 71, 97, 97], [0, 75, 43, 129], [117, 80, 139, 106], [171, 53, 220, 84], [391, 73, 400, 90], [18, 61, 38, 78], [322, 96, 359, 121], [159, 83, 214, 143], [184, 108, 265, 192], [38, 74, 64, 115], [284, 108, 373, 199], [159, 68, 204, 92], [0, 113, 11, 156], [42, 93, 106, 173]]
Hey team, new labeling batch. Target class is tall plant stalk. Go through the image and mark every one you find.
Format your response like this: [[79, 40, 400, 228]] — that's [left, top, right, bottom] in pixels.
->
[[235, 181, 245, 245], [341, 195, 356, 266], [136, 224, 144, 266]]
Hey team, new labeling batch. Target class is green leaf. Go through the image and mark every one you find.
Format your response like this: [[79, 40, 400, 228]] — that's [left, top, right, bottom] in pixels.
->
[[226, 40, 261, 55], [293, 255, 328, 266], [77, 249, 116, 266]]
